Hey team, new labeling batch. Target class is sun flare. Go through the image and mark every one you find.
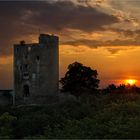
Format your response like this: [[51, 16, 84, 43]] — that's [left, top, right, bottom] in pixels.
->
[[124, 79, 137, 86]]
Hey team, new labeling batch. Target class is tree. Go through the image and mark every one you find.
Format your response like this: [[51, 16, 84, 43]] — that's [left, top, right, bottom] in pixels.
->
[[0, 112, 17, 138], [106, 84, 117, 92], [60, 62, 100, 98]]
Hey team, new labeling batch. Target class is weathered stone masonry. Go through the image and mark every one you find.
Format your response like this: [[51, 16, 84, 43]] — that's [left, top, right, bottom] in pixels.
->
[[14, 34, 59, 104]]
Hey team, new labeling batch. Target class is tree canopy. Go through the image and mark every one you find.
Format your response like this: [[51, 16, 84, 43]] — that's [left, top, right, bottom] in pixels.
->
[[60, 62, 100, 97]]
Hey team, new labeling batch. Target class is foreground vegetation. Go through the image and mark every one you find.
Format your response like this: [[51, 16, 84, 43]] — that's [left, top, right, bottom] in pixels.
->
[[1, 62, 139, 138], [1, 93, 140, 138]]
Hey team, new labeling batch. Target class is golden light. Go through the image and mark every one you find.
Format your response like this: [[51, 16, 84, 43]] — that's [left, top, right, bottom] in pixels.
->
[[124, 79, 137, 86]]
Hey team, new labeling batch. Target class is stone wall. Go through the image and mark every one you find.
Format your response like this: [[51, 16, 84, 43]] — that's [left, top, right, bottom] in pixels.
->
[[14, 34, 59, 105]]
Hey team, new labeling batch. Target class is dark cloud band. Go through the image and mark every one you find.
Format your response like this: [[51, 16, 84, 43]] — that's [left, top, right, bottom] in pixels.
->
[[0, 0, 119, 56]]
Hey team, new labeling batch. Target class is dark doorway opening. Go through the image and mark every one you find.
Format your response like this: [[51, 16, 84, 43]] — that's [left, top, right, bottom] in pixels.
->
[[36, 55, 40, 61], [23, 85, 30, 97]]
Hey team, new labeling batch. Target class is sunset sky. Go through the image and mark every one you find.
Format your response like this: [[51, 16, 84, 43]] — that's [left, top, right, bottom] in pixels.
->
[[1, 0, 140, 89]]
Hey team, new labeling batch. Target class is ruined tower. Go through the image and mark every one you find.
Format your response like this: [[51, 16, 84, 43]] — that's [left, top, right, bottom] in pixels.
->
[[13, 34, 59, 105]]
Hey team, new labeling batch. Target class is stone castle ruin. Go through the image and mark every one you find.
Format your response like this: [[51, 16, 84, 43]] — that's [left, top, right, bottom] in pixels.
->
[[13, 34, 59, 105]]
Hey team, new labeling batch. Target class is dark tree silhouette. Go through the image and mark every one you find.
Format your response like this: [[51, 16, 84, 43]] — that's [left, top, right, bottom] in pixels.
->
[[60, 62, 100, 98], [103, 84, 117, 94], [118, 84, 126, 91], [106, 84, 117, 92]]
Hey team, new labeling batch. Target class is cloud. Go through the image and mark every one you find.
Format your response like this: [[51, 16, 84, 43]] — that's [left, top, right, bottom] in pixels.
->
[[106, 47, 136, 55], [109, 28, 140, 40], [0, 1, 120, 57], [1, 0, 140, 57], [26, 1, 119, 32], [62, 38, 140, 48], [89, 0, 140, 27]]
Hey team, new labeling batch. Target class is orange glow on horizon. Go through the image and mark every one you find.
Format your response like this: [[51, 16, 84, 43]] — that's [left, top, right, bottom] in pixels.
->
[[124, 79, 137, 86]]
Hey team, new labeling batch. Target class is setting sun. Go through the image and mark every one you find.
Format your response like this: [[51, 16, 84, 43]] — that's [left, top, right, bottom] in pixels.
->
[[124, 79, 137, 86]]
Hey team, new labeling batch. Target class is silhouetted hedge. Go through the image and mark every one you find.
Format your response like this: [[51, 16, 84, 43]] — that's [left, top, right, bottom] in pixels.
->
[[1, 93, 140, 138]]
